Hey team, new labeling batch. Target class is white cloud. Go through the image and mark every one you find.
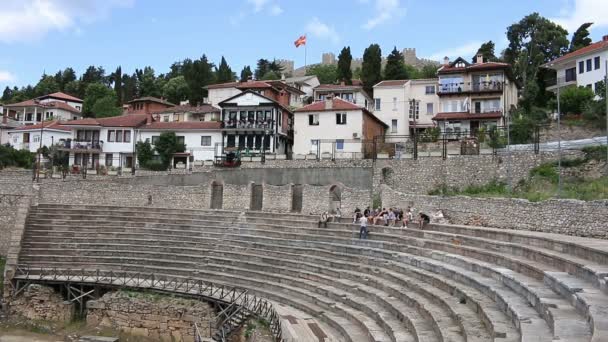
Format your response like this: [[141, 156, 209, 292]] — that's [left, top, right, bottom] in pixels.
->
[[305, 17, 340, 44], [0, 71, 16, 82], [247, 0, 270, 13], [362, 0, 405, 30], [0, 0, 134, 43], [551, 0, 608, 32], [270, 4, 283, 16], [427, 41, 484, 62]]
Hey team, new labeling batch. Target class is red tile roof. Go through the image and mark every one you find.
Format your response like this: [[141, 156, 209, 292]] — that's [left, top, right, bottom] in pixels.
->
[[294, 98, 365, 112], [64, 114, 149, 127], [205, 81, 242, 89], [374, 80, 409, 87], [5, 99, 81, 113], [127, 97, 175, 106], [205, 80, 305, 95], [315, 83, 364, 90], [11, 120, 71, 131], [438, 62, 510, 75], [236, 81, 273, 89], [140, 121, 222, 130], [432, 112, 502, 121], [152, 104, 220, 114], [38, 92, 82, 103], [544, 39, 608, 67]]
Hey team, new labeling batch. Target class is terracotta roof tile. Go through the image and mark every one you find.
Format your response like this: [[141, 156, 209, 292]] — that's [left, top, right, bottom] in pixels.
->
[[5, 99, 80, 113], [38, 92, 82, 102], [11, 120, 71, 131], [432, 112, 502, 121], [294, 98, 364, 112], [544, 39, 608, 66], [315, 83, 364, 90], [374, 80, 410, 87], [152, 104, 220, 114], [64, 114, 149, 127], [140, 121, 222, 130], [127, 97, 175, 106], [438, 62, 510, 74]]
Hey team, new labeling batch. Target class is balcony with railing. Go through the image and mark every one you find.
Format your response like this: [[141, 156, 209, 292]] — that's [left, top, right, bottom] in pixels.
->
[[438, 81, 504, 95], [58, 140, 103, 152], [222, 119, 275, 131]]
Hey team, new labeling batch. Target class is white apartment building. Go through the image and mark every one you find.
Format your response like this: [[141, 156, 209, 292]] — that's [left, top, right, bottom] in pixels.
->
[[4, 92, 83, 125], [543, 35, 608, 95], [7, 121, 72, 153], [434, 55, 518, 134], [293, 97, 387, 158], [373, 79, 439, 136], [313, 81, 374, 111]]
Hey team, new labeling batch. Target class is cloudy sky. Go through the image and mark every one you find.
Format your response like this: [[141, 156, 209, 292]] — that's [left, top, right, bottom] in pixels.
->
[[1, 0, 607, 90]]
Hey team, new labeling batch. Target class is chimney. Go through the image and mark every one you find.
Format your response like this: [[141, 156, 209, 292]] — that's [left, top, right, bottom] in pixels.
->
[[603, 35, 608, 42], [324, 95, 333, 110], [443, 56, 450, 65], [146, 112, 153, 125], [340, 81, 345, 86], [476, 54, 484, 64]]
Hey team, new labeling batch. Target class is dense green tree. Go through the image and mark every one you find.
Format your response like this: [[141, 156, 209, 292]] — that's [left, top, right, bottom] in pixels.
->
[[255, 59, 270, 80], [2, 86, 13, 102], [417, 64, 438, 79], [337, 46, 353, 84], [570, 22, 593, 52], [306, 64, 338, 84], [61, 68, 77, 87], [112, 66, 123, 105], [384, 46, 408, 80], [136, 66, 160, 97], [64, 81, 80, 98], [92, 96, 122, 118], [154, 132, 186, 168], [162, 76, 189, 105], [240, 66, 253, 82], [82, 83, 116, 117], [268, 60, 284, 74], [472, 41, 498, 63], [34, 74, 60, 96], [122, 73, 137, 103], [559, 86, 595, 114], [503, 13, 569, 110], [216, 56, 234, 83], [361, 44, 382, 95], [135, 141, 154, 168], [261, 71, 281, 80], [78, 65, 107, 98], [182, 55, 215, 105]]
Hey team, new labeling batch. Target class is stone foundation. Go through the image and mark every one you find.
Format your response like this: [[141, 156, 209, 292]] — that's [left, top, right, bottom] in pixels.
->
[[86, 291, 216, 342], [8, 284, 74, 322]]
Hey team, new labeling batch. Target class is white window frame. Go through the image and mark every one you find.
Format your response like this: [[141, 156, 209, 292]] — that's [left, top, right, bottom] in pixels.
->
[[374, 98, 381, 110], [426, 103, 434, 115], [391, 119, 398, 133], [308, 114, 319, 126], [201, 136, 212, 146], [336, 113, 347, 125]]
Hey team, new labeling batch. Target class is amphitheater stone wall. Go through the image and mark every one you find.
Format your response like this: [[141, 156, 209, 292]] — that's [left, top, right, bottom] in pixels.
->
[[380, 185, 608, 239]]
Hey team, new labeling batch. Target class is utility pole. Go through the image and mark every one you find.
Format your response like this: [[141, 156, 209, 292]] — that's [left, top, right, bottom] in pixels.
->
[[605, 61, 608, 168], [505, 79, 511, 194], [556, 77, 562, 198]]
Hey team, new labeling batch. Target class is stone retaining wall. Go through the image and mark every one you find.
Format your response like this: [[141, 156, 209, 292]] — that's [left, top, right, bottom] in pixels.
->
[[380, 185, 608, 239], [87, 291, 216, 342], [9, 284, 74, 322]]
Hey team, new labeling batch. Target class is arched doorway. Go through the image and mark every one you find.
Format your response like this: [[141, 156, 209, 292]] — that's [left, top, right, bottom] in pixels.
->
[[210, 181, 223, 209], [329, 185, 342, 214], [250, 183, 263, 211]]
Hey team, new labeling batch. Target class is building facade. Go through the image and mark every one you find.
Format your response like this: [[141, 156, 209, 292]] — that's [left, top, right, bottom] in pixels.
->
[[205, 80, 305, 108], [373, 79, 439, 136], [543, 35, 608, 95], [125, 97, 175, 115], [7, 121, 72, 153], [4, 91, 83, 126], [293, 97, 387, 158], [218, 90, 293, 157], [433, 55, 518, 135], [313, 82, 374, 111]]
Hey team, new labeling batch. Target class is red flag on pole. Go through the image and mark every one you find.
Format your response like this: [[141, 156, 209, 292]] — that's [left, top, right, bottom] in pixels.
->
[[294, 35, 306, 48]]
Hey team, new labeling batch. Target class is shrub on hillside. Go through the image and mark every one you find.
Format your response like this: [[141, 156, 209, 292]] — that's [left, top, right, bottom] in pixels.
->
[[559, 86, 595, 114], [0, 144, 35, 169]]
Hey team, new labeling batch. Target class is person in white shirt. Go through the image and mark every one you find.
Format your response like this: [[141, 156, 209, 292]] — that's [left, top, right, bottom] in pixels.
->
[[359, 215, 368, 239]]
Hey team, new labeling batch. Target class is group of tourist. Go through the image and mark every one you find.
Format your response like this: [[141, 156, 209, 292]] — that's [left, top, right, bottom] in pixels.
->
[[353, 206, 430, 239], [317, 205, 431, 240]]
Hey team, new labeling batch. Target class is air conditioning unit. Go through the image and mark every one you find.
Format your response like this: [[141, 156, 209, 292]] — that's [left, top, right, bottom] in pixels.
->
[[352, 132, 360, 139]]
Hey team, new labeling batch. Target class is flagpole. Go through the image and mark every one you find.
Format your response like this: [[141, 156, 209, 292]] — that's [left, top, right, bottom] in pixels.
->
[[304, 34, 308, 73]]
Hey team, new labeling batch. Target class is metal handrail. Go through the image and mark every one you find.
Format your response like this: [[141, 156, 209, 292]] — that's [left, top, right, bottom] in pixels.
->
[[13, 266, 283, 342]]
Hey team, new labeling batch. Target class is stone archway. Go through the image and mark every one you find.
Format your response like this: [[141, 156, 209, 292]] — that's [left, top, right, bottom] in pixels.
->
[[210, 181, 223, 209]]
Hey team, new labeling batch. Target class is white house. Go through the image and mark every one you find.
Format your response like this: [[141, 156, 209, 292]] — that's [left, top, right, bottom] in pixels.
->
[[61, 115, 147, 170], [373, 79, 439, 136], [7, 121, 72, 153], [4, 92, 83, 126], [151, 104, 220, 123], [36, 92, 83, 112], [293, 97, 387, 158], [138, 121, 223, 163], [205, 80, 305, 108], [543, 35, 608, 95], [284, 75, 320, 103], [313, 81, 374, 111]]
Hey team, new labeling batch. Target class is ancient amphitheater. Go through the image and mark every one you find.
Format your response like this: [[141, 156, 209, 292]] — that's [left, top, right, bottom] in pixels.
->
[[2, 155, 608, 342]]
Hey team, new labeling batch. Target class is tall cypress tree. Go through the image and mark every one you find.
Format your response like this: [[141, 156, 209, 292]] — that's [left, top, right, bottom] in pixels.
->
[[570, 23, 593, 52], [217, 56, 234, 83], [337, 47, 353, 84], [240, 66, 253, 82], [361, 44, 382, 95], [113, 66, 123, 105], [384, 47, 408, 80]]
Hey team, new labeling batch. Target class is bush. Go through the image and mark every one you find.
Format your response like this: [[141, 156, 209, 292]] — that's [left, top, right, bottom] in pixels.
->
[[154, 132, 186, 168], [582, 145, 607, 161], [0, 144, 35, 169], [144, 160, 167, 171], [582, 100, 607, 129], [559, 86, 595, 114], [530, 163, 559, 183], [136, 140, 154, 168]]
